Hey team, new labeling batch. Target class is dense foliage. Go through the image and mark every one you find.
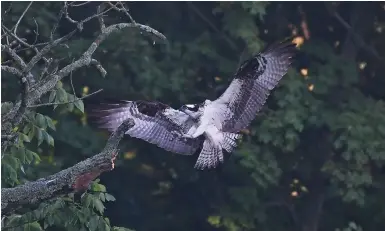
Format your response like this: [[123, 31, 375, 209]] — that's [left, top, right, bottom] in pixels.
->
[[2, 2, 385, 231]]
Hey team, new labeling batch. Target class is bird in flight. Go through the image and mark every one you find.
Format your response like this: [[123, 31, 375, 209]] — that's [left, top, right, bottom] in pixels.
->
[[90, 40, 297, 169]]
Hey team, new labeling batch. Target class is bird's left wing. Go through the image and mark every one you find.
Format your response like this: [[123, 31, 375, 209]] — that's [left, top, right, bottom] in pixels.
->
[[211, 41, 297, 133], [89, 100, 202, 155]]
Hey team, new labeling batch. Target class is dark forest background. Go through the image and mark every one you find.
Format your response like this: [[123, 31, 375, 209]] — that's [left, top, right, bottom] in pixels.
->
[[2, 2, 385, 231]]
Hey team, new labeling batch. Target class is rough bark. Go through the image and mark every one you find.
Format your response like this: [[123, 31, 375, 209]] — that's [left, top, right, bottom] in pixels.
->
[[1, 119, 134, 215]]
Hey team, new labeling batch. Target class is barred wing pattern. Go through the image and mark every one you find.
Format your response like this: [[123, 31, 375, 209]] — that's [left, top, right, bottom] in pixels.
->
[[90, 100, 202, 155], [214, 41, 296, 133]]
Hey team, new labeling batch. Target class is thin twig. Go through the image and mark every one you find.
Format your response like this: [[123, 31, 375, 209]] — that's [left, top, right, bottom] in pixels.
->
[[2, 25, 48, 63], [108, 2, 136, 24], [97, 4, 106, 32], [69, 1, 91, 7], [2, 27, 10, 45], [63, 2, 78, 25], [51, 4, 66, 41], [82, 4, 114, 25], [3, 3, 12, 16], [32, 17, 39, 45], [13, 1, 33, 36], [15, 42, 50, 53], [24, 29, 77, 74], [90, 59, 107, 77], [64, 2, 114, 32], [28, 89, 103, 108], [70, 58, 76, 95], [119, 2, 136, 23]]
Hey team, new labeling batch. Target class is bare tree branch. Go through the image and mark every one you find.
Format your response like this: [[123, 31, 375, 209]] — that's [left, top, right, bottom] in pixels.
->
[[108, 2, 136, 23], [90, 59, 107, 77], [69, 1, 91, 7], [0, 4, 168, 221], [1, 45, 32, 134], [1, 44, 28, 70], [1, 66, 23, 78], [1, 119, 135, 215], [2, 16, 165, 152], [13, 1, 33, 36], [28, 89, 103, 108], [2, 25, 48, 63], [27, 22, 166, 105], [24, 29, 77, 75], [64, 2, 115, 32]]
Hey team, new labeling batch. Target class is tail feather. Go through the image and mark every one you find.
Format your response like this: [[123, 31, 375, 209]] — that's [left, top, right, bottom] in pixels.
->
[[194, 140, 223, 170], [222, 132, 242, 153]]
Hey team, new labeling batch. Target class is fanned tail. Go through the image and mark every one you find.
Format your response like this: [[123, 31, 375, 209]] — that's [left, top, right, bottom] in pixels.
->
[[222, 132, 242, 153], [194, 140, 223, 170]]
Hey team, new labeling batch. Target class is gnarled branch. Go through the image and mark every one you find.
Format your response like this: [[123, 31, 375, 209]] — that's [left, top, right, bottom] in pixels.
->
[[1, 119, 135, 215]]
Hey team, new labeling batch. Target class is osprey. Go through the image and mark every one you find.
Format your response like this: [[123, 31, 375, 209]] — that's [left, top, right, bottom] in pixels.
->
[[90, 41, 296, 169]]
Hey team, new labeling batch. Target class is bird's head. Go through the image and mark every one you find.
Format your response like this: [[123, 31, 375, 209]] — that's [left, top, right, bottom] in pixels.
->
[[180, 103, 199, 113]]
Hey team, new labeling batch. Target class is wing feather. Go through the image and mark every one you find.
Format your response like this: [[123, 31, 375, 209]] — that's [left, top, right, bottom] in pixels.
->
[[214, 41, 297, 132], [89, 100, 202, 155]]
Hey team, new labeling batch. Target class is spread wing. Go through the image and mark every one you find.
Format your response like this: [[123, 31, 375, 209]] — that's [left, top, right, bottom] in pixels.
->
[[89, 100, 202, 155], [212, 41, 297, 132]]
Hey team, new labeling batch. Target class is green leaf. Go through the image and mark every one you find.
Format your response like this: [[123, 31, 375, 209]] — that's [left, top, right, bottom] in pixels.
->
[[36, 113, 47, 129], [11, 146, 25, 163], [1, 102, 14, 115], [91, 182, 106, 192], [49, 90, 56, 103], [23, 124, 31, 134], [23, 221, 43, 231], [88, 215, 100, 231], [105, 193, 116, 202], [57, 88, 68, 103], [19, 132, 31, 142], [93, 199, 105, 214], [5, 155, 20, 170], [25, 149, 33, 163], [36, 129, 43, 146], [46, 133, 55, 146], [41, 130, 54, 146], [74, 99, 85, 113], [45, 116, 56, 131], [28, 126, 35, 141], [32, 152, 40, 163], [67, 102, 75, 112], [112, 227, 134, 231], [81, 194, 93, 208], [5, 215, 23, 227], [99, 193, 106, 202], [3, 163, 18, 184]]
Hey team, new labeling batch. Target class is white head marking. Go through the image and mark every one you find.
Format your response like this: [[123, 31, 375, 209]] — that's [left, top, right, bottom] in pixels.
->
[[186, 104, 196, 109]]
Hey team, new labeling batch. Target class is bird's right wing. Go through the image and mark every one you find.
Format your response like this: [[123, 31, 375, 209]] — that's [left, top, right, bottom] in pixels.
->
[[89, 100, 202, 155], [212, 41, 297, 132]]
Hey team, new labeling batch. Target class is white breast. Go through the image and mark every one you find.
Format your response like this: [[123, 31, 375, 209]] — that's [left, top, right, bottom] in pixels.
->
[[206, 125, 222, 146], [201, 103, 231, 129]]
